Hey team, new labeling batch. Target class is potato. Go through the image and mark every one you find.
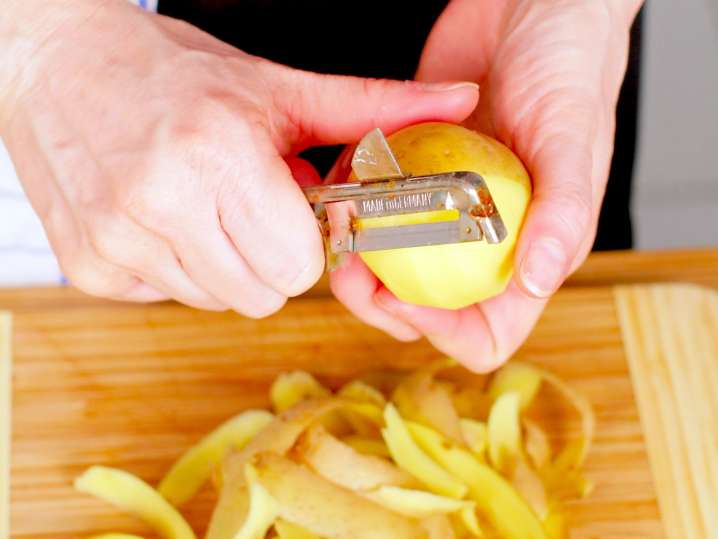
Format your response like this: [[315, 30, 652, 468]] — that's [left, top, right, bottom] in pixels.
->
[[354, 122, 532, 309]]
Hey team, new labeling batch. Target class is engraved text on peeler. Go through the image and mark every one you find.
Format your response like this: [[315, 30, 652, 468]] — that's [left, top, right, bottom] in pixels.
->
[[358, 191, 442, 217]]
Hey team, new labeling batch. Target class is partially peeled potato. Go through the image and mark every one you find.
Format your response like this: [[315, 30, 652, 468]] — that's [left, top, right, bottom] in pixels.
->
[[352, 123, 532, 309]]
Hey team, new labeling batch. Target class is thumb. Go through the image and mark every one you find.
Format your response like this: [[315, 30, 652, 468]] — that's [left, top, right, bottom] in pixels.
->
[[514, 113, 596, 299], [271, 67, 479, 145]]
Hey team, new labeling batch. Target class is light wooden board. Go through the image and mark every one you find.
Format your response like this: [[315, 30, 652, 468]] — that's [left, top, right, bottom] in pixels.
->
[[2, 282, 713, 538], [615, 284, 718, 539], [0, 312, 10, 539]]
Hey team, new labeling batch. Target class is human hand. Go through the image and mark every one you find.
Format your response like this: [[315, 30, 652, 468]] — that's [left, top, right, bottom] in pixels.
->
[[0, 0, 478, 316], [330, 0, 643, 370]]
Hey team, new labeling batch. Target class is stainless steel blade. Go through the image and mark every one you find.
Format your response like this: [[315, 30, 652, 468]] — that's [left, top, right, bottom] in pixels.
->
[[350, 128, 404, 181], [354, 213, 482, 252]]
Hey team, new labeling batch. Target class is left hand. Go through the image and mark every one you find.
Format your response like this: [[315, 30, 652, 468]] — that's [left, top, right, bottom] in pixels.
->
[[329, 0, 643, 372]]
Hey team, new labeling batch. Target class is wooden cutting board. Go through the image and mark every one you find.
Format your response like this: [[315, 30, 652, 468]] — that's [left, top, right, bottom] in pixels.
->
[[1, 283, 717, 539]]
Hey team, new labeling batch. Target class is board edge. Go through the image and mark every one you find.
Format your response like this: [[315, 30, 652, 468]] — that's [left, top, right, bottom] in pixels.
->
[[0, 311, 10, 539]]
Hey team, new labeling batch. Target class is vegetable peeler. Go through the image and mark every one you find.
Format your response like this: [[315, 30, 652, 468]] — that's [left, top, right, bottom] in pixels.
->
[[302, 128, 507, 269]]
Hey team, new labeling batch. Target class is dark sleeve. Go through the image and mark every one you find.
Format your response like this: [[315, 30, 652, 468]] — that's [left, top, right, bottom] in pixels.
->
[[592, 6, 644, 251], [158, 0, 449, 175]]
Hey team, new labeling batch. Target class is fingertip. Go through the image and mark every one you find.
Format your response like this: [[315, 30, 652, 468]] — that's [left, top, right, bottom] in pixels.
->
[[456, 347, 510, 374]]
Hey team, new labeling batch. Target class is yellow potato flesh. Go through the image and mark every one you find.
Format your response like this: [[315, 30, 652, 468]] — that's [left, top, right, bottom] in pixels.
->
[[74, 362, 596, 539], [269, 371, 349, 435], [407, 422, 547, 539], [270, 372, 331, 413], [421, 515, 456, 539], [458, 506, 482, 537], [234, 465, 279, 539], [274, 519, 323, 539], [356, 122, 532, 309], [158, 409, 273, 506], [487, 392, 522, 474], [338, 380, 387, 407], [488, 363, 542, 411], [340, 435, 391, 458], [382, 404, 468, 499], [74, 466, 196, 539], [459, 418, 488, 458], [337, 380, 388, 435], [542, 502, 568, 539], [205, 480, 249, 539], [364, 485, 473, 518]]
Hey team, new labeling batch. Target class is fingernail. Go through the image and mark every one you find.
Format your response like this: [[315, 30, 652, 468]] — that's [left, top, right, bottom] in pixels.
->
[[519, 238, 566, 298], [416, 81, 480, 93]]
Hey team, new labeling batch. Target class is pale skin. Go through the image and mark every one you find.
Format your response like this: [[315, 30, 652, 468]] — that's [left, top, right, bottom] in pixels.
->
[[0, 0, 643, 371]]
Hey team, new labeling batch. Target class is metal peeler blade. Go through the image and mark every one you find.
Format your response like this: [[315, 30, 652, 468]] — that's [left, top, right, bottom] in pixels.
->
[[303, 129, 507, 267]]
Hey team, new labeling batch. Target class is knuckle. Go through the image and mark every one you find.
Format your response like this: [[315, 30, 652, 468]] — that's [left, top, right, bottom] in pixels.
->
[[540, 183, 593, 247], [84, 215, 123, 264], [121, 181, 181, 233], [559, 185, 593, 237]]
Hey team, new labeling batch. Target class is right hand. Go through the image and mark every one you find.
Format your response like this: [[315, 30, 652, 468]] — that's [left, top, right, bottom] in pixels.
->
[[0, 0, 478, 317]]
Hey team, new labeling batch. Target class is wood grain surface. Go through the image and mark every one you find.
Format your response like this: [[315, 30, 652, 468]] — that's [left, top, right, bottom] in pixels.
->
[[0, 312, 10, 539], [3, 248, 718, 539], [615, 284, 718, 539], [5, 287, 663, 539], [0, 249, 716, 313]]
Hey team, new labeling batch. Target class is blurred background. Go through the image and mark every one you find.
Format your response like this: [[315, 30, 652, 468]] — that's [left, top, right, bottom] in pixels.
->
[[1, 0, 716, 286], [633, 0, 718, 248]]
